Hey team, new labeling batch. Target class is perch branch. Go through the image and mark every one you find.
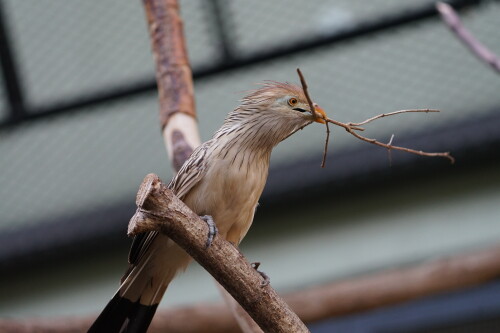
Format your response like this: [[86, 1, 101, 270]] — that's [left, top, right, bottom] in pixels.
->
[[128, 173, 309, 333], [436, 2, 500, 73], [2, 244, 500, 332]]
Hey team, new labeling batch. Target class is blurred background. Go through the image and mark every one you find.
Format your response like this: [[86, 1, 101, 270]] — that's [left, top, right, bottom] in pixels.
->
[[1, 0, 500, 332]]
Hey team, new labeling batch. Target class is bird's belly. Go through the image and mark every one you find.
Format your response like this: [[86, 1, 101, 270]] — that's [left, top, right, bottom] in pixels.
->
[[183, 158, 268, 244]]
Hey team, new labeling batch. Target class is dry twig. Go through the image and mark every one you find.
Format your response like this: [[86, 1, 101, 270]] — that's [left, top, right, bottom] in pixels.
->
[[297, 68, 330, 167], [436, 2, 500, 74], [296, 69, 455, 165], [325, 115, 455, 163]]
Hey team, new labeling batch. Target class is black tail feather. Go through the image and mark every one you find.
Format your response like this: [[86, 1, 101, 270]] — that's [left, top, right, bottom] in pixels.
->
[[88, 293, 158, 333]]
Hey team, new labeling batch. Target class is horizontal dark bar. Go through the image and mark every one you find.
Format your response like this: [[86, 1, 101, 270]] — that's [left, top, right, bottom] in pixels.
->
[[0, 0, 26, 122], [0, 0, 484, 130]]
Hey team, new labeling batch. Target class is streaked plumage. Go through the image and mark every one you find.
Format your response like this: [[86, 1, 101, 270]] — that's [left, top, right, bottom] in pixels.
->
[[89, 82, 326, 333]]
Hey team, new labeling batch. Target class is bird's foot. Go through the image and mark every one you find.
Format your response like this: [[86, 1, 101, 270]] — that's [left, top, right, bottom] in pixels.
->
[[251, 262, 270, 287], [200, 215, 218, 248]]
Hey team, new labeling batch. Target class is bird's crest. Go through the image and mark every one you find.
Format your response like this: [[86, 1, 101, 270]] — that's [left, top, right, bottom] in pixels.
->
[[240, 81, 306, 106]]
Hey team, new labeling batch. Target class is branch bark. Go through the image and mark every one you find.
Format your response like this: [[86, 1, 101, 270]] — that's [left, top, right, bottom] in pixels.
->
[[436, 2, 500, 74], [129, 173, 310, 333], [3, 244, 500, 332], [144, 0, 201, 169]]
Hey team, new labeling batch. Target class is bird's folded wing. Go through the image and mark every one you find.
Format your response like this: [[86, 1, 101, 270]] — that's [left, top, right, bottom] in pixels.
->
[[127, 142, 210, 267]]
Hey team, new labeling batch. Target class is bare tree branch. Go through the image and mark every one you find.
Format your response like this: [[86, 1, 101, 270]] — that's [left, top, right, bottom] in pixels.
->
[[128, 173, 310, 333], [3, 244, 500, 332], [326, 115, 455, 163], [296, 68, 331, 167], [144, 0, 201, 170], [348, 109, 440, 127], [297, 68, 318, 121], [436, 2, 500, 74]]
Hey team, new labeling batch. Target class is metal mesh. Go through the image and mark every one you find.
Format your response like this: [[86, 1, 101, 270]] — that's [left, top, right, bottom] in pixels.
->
[[1, 1, 499, 233], [230, 0, 437, 56], [3, 0, 217, 108]]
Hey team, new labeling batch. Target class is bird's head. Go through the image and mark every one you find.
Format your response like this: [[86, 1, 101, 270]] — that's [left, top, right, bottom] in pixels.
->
[[240, 81, 327, 125], [216, 81, 327, 149]]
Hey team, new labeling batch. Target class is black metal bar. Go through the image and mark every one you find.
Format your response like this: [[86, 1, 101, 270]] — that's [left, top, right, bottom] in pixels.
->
[[0, 0, 26, 122], [0, 0, 485, 130], [206, 0, 236, 63]]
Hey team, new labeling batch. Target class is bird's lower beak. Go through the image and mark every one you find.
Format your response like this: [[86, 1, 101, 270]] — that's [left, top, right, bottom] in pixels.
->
[[312, 104, 327, 124]]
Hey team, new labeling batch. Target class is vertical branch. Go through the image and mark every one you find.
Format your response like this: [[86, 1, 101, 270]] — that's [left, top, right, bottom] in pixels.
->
[[142, 1, 262, 331], [143, 0, 201, 171]]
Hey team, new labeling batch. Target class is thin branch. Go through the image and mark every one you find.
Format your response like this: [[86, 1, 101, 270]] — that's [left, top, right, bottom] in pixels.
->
[[387, 134, 395, 165], [296, 68, 317, 121], [129, 174, 310, 333], [321, 121, 330, 168], [297, 68, 331, 167], [325, 115, 455, 163], [436, 2, 500, 74], [296, 70, 453, 165], [348, 109, 440, 127]]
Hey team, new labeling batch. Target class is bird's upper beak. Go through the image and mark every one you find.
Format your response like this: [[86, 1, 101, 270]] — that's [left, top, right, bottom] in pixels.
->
[[312, 103, 327, 124]]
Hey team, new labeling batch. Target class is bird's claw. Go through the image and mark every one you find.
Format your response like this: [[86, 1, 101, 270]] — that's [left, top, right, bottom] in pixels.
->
[[251, 262, 270, 287], [200, 215, 218, 248]]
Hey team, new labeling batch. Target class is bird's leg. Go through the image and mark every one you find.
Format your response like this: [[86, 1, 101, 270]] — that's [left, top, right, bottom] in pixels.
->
[[200, 215, 218, 248], [251, 262, 270, 287]]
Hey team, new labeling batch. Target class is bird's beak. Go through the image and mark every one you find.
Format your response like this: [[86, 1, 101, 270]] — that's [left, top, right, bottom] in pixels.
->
[[312, 103, 327, 124]]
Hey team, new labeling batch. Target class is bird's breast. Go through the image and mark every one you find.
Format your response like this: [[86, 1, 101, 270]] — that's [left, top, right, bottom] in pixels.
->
[[183, 150, 270, 244]]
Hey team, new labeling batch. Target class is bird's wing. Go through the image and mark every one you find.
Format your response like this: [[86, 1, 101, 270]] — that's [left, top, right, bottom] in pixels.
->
[[127, 141, 211, 266]]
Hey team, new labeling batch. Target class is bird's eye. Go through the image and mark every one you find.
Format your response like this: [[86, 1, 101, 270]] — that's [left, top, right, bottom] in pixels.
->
[[288, 98, 298, 107]]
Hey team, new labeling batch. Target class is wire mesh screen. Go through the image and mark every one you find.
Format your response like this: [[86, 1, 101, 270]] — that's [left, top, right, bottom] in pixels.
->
[[3, 0, 218, 108], [230, 0, 436, 55]]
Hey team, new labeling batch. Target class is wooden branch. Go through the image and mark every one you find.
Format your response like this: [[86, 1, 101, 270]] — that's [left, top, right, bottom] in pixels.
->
[[296, 68, 317, 121], [128, 173, 309, 333], [216, 282, 264, 333], [3, 244, 500, 332], [296, 68, 330, 167], [325, 115, 455, 163], [285, 244, 500, 322], [436, 2, 500, 74], [143, 0, 201, 170]]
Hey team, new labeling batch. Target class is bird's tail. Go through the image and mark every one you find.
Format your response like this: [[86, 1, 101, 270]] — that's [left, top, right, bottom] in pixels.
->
[[88, 254, 173, 333]]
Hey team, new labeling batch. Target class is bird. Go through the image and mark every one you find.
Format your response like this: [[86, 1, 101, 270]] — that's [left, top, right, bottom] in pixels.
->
[[88, 81, 327, 333]]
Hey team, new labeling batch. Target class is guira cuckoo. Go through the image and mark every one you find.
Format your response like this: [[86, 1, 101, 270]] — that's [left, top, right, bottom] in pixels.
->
[[89, 81, 326, 333]]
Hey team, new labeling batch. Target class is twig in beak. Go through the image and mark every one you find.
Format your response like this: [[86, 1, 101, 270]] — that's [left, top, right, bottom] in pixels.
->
[[297, 68, 331, 167], [295, 69, 454, 166], [297, 68, 317, 122], [321, 121, 330, 168]]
